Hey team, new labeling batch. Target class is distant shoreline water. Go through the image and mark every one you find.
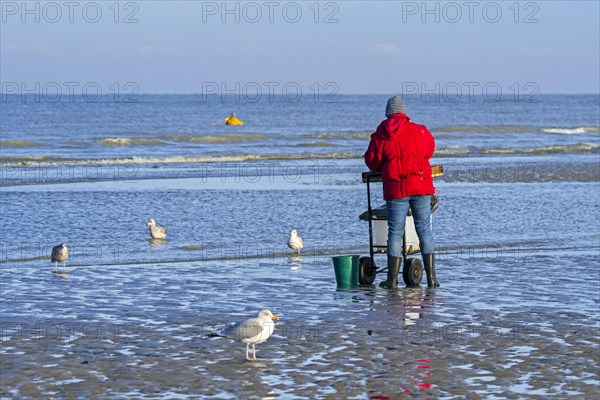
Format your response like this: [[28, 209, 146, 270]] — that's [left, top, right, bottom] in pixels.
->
[[2, 125, 598, 148], [1, 93, 598, 169], [1, 140, 599, 168]]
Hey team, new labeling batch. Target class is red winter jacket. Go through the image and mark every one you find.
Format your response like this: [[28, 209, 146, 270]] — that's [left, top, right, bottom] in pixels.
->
[[364, 113, 435, 201]]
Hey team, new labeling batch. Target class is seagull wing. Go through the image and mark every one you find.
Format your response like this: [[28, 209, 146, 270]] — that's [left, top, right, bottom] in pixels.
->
[[51, 245, 68, 262], [204, 321, 239, 339], [288, 236, 303, 250], [234, 317, 265, 343], [50, 245, 61, 262]]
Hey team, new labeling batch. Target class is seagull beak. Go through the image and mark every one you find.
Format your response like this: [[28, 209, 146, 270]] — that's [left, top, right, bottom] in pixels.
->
[[272, 315, 279, 321]]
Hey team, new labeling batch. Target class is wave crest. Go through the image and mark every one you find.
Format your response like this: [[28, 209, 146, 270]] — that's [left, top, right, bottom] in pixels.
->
[[436, 125, 600, 135], [541, 127, 600, 134]]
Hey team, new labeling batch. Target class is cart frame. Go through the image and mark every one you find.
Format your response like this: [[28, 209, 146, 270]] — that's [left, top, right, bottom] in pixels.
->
[[359, 166, 443, 286]]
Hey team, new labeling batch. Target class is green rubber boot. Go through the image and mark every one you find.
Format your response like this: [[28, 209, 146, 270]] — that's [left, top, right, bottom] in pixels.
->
[[423, 253, 439, 288], [380, 255, 401, 289]]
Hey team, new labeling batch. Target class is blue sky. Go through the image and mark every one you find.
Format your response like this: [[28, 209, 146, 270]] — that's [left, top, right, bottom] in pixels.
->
[[1, 1, 599, 94]]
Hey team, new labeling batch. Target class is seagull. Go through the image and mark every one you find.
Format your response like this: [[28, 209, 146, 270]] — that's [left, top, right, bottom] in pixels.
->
[[288, 229, 304, 255], [51, 243, 69, 273], [146, 218, 167, 239], [234, 309, 279, 361]]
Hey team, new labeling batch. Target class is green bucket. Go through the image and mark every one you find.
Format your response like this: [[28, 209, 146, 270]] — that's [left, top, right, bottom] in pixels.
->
[[350, 255, 360, 286], [332, 255, 361, 287]]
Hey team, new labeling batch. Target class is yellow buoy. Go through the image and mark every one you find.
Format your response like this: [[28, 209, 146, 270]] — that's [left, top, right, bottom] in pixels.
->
[[225, 113, 244, 126]]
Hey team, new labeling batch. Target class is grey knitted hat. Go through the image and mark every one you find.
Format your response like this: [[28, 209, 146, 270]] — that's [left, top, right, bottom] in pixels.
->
[[385, 96, 407, 117]]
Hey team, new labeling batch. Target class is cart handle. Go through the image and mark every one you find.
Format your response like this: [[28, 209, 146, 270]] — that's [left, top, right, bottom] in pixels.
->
[[362, 165, 444, 183]]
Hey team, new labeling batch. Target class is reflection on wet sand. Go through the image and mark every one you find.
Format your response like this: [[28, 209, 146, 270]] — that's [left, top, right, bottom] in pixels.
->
[[147, 238, 167, 247]]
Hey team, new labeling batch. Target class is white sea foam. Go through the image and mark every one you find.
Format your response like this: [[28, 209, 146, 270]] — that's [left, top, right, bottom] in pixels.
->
[[435, 125, 600, 135], [542, 126, 600, 134], [55, 378, 85, 385]]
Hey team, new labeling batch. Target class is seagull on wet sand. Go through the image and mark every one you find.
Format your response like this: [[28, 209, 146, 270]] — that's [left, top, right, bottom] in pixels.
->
[[288, 229, 303, 255], [147, 218, 167, 239], [234, 309, 279, 361], [51, 243, 69, 272]]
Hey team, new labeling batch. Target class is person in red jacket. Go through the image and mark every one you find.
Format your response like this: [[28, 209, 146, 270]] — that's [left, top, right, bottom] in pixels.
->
[[364, 96, 439, 288]]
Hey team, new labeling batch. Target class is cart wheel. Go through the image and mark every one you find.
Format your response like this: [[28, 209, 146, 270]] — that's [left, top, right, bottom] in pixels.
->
[[359, 257, 377, 285], [403, 258, 423, 287]]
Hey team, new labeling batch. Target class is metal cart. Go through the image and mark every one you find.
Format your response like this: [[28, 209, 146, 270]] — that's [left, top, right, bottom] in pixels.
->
[[358, 166, 443, 286]]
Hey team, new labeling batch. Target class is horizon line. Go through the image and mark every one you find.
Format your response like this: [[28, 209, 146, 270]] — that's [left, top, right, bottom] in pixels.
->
[[2, 92, 598, 96]]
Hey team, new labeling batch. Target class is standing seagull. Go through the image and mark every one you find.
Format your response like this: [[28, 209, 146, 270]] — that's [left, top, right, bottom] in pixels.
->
[[288, 229, 304, 255], [235, 309, 279, 361], [51, 243, 69, 273], [146, 218, 167, 239]]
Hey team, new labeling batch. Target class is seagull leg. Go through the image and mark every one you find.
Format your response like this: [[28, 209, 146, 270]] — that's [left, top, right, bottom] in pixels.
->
[[246, 343, 251, 361], [252, 344, 257, 360]]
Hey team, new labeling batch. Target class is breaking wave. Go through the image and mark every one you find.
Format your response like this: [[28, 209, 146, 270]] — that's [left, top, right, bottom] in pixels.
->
[[541, 126, 600, 134], [436, 125, 600, 134]]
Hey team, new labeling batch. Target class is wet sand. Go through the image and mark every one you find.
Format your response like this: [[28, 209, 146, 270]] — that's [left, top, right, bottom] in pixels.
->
[[1, 247, 598, 399], [1, 157, 599, 398]]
